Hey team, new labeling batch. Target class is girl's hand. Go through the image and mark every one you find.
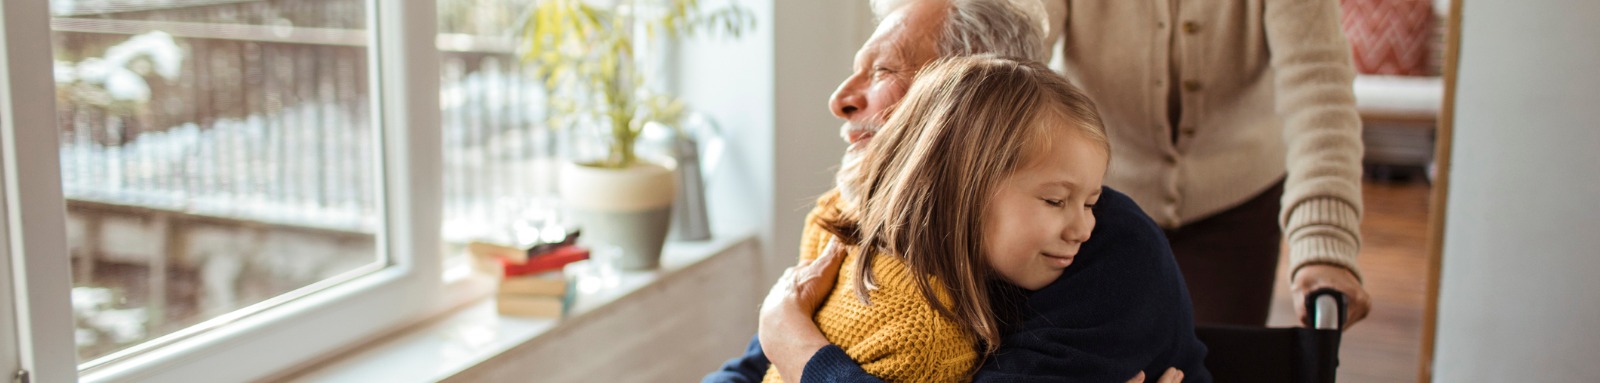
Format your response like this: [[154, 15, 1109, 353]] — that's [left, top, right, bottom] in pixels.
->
[[1126, 368, 1184, 383], [758, 239, 849, 382]]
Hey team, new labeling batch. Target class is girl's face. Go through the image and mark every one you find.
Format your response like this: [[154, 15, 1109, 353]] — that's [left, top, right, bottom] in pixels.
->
[[981, 129, 1108, 291]]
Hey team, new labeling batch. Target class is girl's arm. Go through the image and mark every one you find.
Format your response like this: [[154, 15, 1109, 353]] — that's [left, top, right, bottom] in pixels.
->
[[758, 241, 860, 383], [757, 243, 930, 383]]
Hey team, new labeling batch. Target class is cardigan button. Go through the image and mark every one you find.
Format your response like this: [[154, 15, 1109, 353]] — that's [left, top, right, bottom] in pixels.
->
[[1182, 21, 1200, 34], [1182, 80, 1202, 92]]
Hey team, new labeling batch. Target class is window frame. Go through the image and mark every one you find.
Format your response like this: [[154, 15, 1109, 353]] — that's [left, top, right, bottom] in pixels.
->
[[0, 1, 446, 382], [2, 0, 79, 381]]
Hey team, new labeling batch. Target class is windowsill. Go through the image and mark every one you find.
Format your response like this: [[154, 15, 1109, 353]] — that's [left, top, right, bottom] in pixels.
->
[[279, 230, 761, 382]]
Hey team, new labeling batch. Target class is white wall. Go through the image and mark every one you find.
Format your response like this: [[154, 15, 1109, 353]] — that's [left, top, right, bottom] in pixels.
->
[[673, 0, 777, 274], [1433, 1, 1600, 381], [675, 0, 872, 284], [769, 0, 875, 280]]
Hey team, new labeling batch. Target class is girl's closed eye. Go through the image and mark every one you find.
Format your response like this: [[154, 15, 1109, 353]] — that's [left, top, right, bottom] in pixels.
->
[[1042, 198, 1064, 208]]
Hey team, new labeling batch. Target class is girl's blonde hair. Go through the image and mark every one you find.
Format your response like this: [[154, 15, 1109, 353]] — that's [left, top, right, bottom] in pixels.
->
[[823, 55, 1108, 358]]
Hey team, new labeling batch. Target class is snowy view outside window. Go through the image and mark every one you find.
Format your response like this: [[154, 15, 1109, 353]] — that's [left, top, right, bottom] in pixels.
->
[[52, 0, 573, 369], [436, 0, 568, 255], [51, 0, 384, 367]]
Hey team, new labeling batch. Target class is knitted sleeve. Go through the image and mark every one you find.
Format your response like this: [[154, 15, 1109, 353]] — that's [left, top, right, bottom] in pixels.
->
[[765, 229, 978, 382], [763, 193, 979, 383], [1265, 0, 1366, 279]]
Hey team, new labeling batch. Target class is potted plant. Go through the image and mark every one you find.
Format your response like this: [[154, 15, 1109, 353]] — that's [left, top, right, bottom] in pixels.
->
[[519, 0, 750, 270]]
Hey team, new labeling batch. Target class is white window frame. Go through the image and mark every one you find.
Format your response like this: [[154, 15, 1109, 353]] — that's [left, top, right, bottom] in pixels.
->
[[2, 0, 79, 380], [0, 1, 446, 382], [0, 243, 17, 383]]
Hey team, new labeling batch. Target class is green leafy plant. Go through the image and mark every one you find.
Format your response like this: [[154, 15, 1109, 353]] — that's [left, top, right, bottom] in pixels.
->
[[519, 0, 752, 168]]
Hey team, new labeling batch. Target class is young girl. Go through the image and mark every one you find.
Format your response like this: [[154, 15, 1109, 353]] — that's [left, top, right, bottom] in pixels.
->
[[762, 54, 1112, 382]]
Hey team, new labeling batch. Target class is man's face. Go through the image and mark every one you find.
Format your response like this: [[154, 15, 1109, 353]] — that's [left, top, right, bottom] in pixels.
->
[[831, 5, 942, 199], [829, 5, 942, 155]]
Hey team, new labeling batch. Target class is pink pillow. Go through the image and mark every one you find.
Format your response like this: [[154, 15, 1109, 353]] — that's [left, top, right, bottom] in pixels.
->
[[1341, 0, 1435, 76]]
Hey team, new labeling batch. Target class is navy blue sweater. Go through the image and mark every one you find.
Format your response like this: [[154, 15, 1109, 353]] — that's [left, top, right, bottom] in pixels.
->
[[704, 187, 1211, 383]]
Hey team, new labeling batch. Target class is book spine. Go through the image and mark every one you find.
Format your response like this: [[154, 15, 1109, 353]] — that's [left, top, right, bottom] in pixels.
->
[[502, 246, 589, 277]]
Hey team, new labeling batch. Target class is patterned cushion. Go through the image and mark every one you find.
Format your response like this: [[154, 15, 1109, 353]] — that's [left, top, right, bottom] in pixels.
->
[[1341, 0, 1435, 76]]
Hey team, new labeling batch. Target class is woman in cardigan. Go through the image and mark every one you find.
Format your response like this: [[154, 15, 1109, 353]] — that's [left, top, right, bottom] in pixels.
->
[[1037, 0, 1373, 327]]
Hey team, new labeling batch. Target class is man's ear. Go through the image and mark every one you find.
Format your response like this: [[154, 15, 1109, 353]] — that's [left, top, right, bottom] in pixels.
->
[[1042, 0, 1067, 49]]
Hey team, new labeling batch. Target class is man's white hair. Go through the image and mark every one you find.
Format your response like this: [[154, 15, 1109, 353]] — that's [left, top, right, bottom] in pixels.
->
[[870, 0, 1051, 64]]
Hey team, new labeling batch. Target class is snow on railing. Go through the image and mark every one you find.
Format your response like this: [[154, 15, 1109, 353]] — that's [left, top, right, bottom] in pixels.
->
[[56, 17, 558, 241]]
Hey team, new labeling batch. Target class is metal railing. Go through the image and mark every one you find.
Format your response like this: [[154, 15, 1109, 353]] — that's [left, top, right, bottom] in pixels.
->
[[55, 0, 560, 239], [54, 0, 564, 362]]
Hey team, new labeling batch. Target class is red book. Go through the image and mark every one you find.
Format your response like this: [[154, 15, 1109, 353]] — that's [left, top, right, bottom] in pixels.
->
[[501, 245, 589, 277]]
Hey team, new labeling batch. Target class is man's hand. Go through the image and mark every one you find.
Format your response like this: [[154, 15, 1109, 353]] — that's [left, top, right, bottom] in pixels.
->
[[759, 239, 848, 382], [1127, 368, 1183, 383], [1291, 264, 1371, 329]]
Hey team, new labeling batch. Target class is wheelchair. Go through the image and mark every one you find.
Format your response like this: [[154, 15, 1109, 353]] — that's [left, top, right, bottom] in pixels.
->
[[1194, 289, 1350, 383]]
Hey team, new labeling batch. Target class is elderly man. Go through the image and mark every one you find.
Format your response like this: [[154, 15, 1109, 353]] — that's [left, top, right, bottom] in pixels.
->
[[706, 1, 1205, 382]]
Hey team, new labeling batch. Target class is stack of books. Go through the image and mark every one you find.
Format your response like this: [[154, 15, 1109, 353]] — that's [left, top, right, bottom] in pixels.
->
[[468, 237, 590, 318]]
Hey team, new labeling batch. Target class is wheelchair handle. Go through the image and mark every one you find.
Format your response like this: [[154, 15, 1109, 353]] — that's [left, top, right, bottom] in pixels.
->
[[1305, 288, 1348, 330]]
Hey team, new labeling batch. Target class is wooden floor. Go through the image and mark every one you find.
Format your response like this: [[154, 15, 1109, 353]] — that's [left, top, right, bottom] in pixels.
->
[[1266, 179, 1432, 382]]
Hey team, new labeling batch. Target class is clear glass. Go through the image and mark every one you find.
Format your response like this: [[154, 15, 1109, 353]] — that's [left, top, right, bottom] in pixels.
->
[[49, 0, 381, 366], [432, 0, 708, 267], [437, 0, 568, 258]]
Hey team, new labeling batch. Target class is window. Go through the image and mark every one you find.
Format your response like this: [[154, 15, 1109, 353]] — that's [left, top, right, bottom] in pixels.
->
[[436, 0, 566, 263], [1, 245, 19, 383], [431, 0, 694, 263], [2, 1, 444, 381], [52, 0, 382, 366]]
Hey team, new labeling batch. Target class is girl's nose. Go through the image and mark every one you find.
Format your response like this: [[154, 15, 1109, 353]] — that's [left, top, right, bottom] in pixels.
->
[[1063, 212, 1095, 244]]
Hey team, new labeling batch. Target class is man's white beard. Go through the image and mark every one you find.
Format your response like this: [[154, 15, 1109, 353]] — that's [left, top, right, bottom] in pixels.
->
[[834, 147, 866, 211], [835, 119, 880, 211]]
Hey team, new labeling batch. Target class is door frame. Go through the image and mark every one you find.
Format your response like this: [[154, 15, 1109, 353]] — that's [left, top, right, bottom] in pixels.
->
[[1418, 0, 1464, 381]]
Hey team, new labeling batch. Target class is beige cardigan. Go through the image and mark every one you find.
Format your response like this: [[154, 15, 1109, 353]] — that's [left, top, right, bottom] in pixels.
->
[[1042, 0, 1364, 278]]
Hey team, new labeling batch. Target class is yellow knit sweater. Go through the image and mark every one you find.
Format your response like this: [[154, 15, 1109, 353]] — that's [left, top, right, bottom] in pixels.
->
[[762, 192, 978, 383]]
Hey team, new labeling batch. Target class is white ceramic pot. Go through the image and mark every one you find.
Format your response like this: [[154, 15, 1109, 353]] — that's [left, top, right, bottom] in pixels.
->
[[559, 160, 677, 270]]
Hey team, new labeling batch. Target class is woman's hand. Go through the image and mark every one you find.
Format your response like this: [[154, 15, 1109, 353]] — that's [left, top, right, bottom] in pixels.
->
[[1126, 368, 1184, 383], [1292, 264, 1371, 329], [759, 239, 848, 382]]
